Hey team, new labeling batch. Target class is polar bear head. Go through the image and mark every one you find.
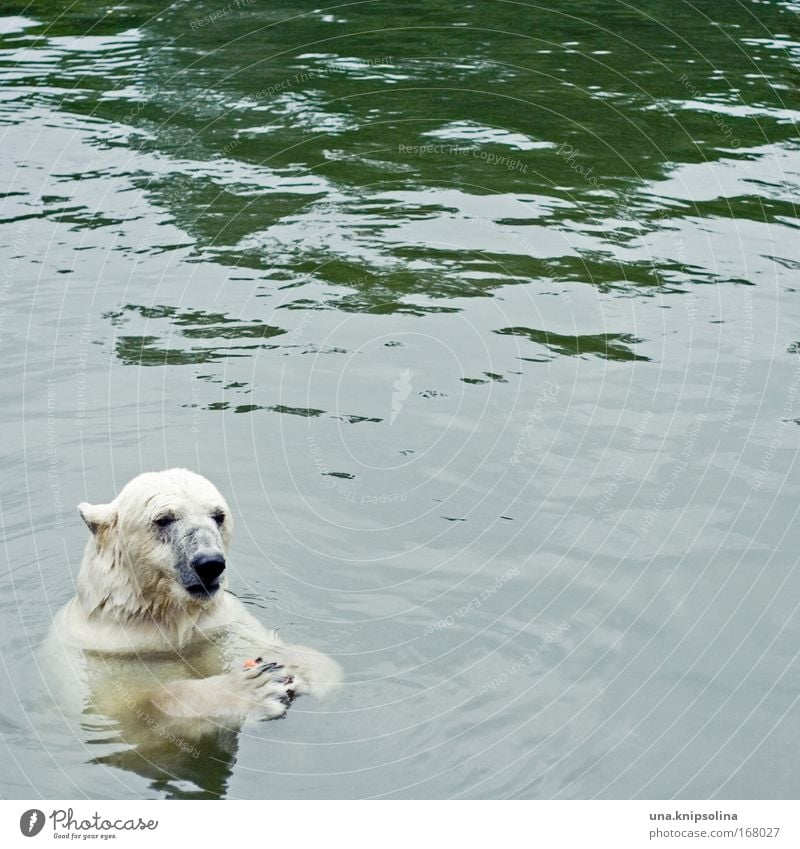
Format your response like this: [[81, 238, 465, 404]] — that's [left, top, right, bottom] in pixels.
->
[[76, 469, 234, 623]]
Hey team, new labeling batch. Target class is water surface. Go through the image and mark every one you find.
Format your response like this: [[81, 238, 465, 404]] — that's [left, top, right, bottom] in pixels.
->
[[1, 0, 799, 799]]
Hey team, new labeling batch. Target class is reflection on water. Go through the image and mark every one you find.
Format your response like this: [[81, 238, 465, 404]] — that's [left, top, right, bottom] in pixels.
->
[[89, 726, 239, 800], [108, 305, 287, 365], [2, 0, 800, 799], [496, 327, 650, 362]]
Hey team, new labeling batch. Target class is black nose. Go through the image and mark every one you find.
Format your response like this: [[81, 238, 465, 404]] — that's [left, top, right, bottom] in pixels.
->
[[191, 552, 226, 586]]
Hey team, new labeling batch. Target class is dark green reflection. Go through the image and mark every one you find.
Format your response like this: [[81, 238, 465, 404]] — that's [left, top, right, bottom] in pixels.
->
[[496, 326, 649, 361]]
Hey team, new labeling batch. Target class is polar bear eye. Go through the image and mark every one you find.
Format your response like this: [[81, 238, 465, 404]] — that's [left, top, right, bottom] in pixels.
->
[[211, 511, 225, 526], [154, 513, 176, 529]]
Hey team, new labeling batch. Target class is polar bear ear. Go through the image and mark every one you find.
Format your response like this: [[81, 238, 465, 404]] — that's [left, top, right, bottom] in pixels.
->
[[78, 502, 115, 535]]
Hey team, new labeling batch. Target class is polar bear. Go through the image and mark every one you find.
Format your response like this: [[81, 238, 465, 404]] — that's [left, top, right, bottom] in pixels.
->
[[47, 469, 341, 744]]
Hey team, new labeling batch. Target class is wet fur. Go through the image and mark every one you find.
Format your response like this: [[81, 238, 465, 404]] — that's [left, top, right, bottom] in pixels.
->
[[47, 469, 341, 741]]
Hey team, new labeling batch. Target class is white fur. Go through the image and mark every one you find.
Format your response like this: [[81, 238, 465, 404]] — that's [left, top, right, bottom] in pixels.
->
[[46, 469, 341, 738]]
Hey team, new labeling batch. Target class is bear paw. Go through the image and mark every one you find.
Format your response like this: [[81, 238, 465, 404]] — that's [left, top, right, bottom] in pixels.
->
[[240, 658, 296, 720]]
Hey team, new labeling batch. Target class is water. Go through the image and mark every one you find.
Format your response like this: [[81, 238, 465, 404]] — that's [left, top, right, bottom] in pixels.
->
[[1, 0, 799, 799]]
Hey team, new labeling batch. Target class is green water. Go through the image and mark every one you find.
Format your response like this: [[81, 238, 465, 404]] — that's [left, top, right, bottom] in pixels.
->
[[1, 0, 799, 799]]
